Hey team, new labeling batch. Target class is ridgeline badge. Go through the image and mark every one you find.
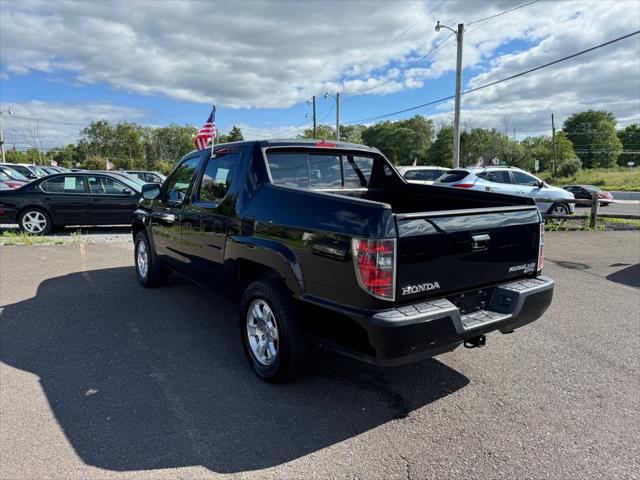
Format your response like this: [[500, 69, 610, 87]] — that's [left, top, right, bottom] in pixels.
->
[[509, 263, 536, 273]]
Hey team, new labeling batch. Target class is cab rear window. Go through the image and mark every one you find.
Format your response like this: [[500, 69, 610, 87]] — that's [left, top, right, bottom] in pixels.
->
[[266, 151, 374, 189]]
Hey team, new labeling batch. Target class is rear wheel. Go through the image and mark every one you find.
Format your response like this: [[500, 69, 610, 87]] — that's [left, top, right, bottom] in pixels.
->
[[134, 231, 168, 287], [549, 203, 570, 216], [18, 208, 52, 235], [239, 280, 308, 382]]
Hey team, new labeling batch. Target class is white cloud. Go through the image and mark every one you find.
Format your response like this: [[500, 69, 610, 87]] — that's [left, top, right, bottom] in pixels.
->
[[0, 0, 638, 139], [1, 101, 148, 149]]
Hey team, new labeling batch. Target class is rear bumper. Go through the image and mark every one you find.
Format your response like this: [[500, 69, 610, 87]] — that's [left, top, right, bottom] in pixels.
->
[[311, 276, 554, 366]]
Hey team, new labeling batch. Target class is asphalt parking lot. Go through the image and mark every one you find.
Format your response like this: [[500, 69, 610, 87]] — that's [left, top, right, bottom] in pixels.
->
[[1, 231, 639, 479]]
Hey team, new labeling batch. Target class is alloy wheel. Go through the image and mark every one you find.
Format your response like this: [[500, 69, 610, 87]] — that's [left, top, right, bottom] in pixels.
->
[[246, 299, 280, 365], [21, 211, 47, 234], [552, 205, 569, 215], [136, 239, 149, 279]]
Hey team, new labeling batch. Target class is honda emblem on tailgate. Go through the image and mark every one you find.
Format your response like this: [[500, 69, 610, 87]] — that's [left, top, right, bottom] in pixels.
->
[[401, 282, 441, 295]]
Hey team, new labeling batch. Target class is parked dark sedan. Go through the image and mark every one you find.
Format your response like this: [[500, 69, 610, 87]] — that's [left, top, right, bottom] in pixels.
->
[[0, 172, 142, 234], [563, 185, 613, 206]]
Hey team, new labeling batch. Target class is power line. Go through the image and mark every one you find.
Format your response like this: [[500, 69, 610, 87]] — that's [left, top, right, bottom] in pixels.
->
[[342, 30, 640, 125], [342, 0, 540, 98], [467, 0, 539, 26], [343, 33, 455, 97], [349, 0, 448, 72]]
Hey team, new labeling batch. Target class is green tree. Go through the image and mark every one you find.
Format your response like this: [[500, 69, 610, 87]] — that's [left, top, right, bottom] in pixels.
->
[[617, 124, 639, 165], [143, 124, 197, 168], [297, 124, 336, 140], [563, 110, 622, 168], [46, 144, 77, 168], [227, 125, 244, 142], [4, 149, 31, 164], [361, 116, 433, 165], [426, 126, 454, 167], [339, 124, 366, 144], [521, 132, 577, 174]]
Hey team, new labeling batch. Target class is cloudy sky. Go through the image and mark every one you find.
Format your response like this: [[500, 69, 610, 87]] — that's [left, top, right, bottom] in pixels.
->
[[1, 0, 639, 150]]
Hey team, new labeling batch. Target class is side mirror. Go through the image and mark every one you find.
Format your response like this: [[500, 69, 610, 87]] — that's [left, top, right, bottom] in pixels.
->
[[141, 183, 161, 200], [538, 180, 545, 188], [122, 188, 134, 195]]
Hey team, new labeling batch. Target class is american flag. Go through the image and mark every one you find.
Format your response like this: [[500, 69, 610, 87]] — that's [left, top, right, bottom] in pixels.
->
[[195, 105, 216, 150]]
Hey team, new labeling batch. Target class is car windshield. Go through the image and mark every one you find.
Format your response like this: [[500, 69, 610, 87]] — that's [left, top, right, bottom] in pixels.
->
[[109, 174, 143, 192], [0, 166, 29, 181], [114, 172, 146, 187]]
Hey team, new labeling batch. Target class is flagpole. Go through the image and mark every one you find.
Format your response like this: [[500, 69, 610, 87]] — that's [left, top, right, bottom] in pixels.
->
[[210, 99, 216, 158]]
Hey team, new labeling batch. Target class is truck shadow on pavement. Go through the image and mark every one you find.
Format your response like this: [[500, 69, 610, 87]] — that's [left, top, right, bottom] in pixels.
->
[[606, 263, 640, 288], [0, 267, 468, 474]]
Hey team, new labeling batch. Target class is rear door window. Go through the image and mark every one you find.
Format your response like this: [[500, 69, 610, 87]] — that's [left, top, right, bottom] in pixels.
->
[[478, 170, 512, 184], [87, 176, 130, 195], [41, 175, 87, 193]]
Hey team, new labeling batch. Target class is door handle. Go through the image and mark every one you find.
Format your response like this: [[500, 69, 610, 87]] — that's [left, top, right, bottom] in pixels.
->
[[471, 234, 490, 251]]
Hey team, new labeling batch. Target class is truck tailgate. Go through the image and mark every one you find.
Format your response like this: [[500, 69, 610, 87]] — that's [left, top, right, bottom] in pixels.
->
[[395, 206, 541, 302]]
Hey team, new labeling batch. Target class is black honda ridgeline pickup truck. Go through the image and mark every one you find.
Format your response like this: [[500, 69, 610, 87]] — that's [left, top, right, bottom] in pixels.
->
[[132, 140, 553, 382]]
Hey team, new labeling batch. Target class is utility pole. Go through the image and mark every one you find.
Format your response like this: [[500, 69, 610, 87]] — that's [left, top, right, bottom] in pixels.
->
[[335, 92, 340, 141], [312, 95, 316, 139], [551, 113, 558, 177], [0, 115, 5, 163], [323, 92, 340, 141], [436, 21, 464, 168], [0, 108, 11, 163], [453, 23, 464, 169]]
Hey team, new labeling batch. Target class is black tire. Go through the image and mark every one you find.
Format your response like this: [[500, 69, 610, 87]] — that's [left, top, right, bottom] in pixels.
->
[[134, 230, 169, 287], [239, 280, 309, 383], [548, 203, 570, 216], [18, 207, 52, 235]]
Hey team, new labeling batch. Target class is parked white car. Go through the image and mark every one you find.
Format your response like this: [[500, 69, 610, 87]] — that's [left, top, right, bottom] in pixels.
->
[[397, 166, 450, 185], [435, 166, 575, 215]]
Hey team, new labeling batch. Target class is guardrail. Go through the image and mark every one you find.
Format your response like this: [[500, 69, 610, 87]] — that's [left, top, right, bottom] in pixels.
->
[[537, 192, 640, 229]]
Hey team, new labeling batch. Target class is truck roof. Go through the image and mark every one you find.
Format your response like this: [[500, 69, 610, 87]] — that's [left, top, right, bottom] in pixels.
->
[[193, 139, 382, 154]]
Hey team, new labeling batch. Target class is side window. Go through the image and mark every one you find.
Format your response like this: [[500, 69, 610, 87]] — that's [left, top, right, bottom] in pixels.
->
[[87, 176, 129, 194], [41, 175, 86, 193], [197, 151, 241, 203], [481, 170, 512, 184], [164, 157, 201, 203], [344, 155, 374, 187], [512, 171, 540, 186]]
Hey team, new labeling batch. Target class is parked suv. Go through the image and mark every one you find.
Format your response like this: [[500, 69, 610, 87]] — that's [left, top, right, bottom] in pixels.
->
[[435, 166, 575, 215]]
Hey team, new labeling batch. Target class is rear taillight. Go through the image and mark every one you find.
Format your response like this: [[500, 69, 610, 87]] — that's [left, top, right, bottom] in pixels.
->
[[538, 222, 544, 272], [6, 182, 21, 189], [352, 238, 396, 300], [453, 183, 474, 188]]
